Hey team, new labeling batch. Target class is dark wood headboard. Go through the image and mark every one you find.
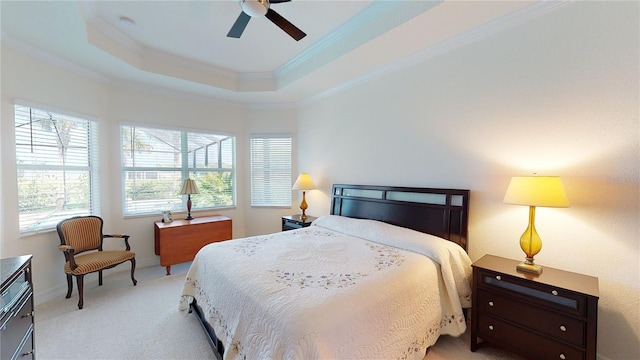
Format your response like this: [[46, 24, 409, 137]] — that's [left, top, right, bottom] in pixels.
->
[[330, 184, 470, 251]]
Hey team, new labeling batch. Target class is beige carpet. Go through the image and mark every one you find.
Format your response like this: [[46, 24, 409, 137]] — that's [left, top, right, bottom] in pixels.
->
[[35, 263, 524, 360]]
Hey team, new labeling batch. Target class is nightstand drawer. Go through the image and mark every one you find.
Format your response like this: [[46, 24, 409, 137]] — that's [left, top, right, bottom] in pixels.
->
[[478, 313, 585, 360], [478, 289, 585, 346], [479, 269, 587, 317]]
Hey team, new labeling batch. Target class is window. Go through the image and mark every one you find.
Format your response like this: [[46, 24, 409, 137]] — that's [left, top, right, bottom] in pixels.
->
[[121, 125, 235, 216], [250, 135, 292, 207], [15, 104, 99, 234]]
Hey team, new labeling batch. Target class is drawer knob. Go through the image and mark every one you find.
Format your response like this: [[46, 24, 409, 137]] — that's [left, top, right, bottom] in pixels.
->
[[559, 353, 566, 360], [496, 275, 502, 281], [21, 311, 34, 318], [560, 325, 567, 332], [552, 290, 559, 296], [488, 325, 494, 331], [488, 301, 494, 307]]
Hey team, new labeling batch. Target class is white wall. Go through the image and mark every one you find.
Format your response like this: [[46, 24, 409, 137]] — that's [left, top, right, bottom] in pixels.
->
[[297, 2, 638, 360], [243, 108, 299, 236], [0, 47, 296, 304], [1, 1, 637, 359], [1, 47, 111, 302]]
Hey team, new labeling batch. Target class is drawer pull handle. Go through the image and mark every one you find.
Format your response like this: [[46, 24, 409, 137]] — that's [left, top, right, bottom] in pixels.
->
[[552, 290, 559, 296], [21, 350, 34, 357], [560, 325, 567, 332], [488, 301, 494, 307], [559, 353, 566, 360], [495, 275, 502, 281], [488, 325, 494, 331], [21, 311, 34, 318]]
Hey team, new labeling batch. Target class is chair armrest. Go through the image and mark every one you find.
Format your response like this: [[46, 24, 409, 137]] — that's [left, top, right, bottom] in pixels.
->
[[58, 245, 78, 270], [104, 234, 132, 251], [58, 245, 74, 252]]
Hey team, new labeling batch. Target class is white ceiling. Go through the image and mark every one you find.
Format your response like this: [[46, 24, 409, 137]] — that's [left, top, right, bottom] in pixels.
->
[[1, 1, 561, 107]]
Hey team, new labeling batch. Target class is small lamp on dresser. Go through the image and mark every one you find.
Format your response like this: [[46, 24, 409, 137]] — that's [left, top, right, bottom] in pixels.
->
[[180, 178, 199, 220], [292, 173, 316, 221], [503, 175, 569, 275]]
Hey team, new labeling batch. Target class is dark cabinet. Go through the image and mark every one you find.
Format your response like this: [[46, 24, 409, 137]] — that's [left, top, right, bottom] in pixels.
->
[[1, 255, 35, 360], [281, 215, 317, 231], [471, 254, 598, 360]]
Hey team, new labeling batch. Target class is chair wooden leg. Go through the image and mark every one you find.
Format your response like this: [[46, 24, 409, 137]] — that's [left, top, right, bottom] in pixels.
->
[[76, 275, 85, 309], [99, 270, 103, 286], [65, 274, 73, 299], [130, 258, 138, 286]]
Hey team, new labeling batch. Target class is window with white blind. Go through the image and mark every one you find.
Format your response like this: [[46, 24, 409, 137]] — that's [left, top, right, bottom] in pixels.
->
[[250, 135, 292, 207], [121, 125, 235, 216], [14, 104, 99, 234]]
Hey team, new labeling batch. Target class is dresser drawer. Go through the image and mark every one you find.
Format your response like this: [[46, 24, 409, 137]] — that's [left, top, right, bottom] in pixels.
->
[[478, 269, 587, 317], [478, 313, 585, 360], [1, 289, 34, 360], [478, 289, 585, 346]]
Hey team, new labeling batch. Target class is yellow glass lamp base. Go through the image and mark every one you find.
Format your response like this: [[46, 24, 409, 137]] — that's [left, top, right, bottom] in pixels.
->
[[517, 206, 543, 275], [299, 190, 308, 221]]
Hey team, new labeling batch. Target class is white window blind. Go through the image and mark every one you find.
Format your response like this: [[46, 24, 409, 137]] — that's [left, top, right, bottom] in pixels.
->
[[14, 104, 99, 234], [121, 125, 235, 216], [250, 136, 292, 207]]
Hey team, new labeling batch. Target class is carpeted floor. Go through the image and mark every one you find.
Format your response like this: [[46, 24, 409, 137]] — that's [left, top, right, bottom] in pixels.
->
[[35, 264, 525, 360]]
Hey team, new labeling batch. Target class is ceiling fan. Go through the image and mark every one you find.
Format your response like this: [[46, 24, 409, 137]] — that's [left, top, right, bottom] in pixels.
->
[[227, 0, 306, 41]]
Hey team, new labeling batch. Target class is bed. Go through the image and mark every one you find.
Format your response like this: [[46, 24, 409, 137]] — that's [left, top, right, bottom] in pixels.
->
[[180, 184, 471, 360]]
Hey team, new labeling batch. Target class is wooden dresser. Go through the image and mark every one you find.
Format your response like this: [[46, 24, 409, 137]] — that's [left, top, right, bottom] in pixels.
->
[[471, 254, 599, 360], [1, 255, 35, 360], [154, 216, 232, 275]]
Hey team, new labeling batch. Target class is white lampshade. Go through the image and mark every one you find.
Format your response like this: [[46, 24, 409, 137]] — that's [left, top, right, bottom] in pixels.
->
[[503, 176, 569, 208], [180, 179, 200, 195], [292, 173, 316, 191]]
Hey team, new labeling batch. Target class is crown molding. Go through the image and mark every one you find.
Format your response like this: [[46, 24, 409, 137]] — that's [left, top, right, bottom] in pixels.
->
[[75, 1, 440, 93], [275, 0, 443, 89], [1, 31, 109, 84], [3, 0, 573, 110], [296, 0, 573, 109]]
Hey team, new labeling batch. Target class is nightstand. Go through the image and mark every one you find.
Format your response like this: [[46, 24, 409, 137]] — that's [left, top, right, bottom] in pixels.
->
[[282, 214, 317, 231], [470, 254, 599, 360]]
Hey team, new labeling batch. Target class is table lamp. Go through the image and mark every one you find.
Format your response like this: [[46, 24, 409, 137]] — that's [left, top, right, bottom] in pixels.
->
[[180, 179, 199, 220], [503, 175, 569, 275], [292, 173, 316, 221]]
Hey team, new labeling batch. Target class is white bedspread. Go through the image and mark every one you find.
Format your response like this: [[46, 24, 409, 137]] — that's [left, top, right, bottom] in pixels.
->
[[180, 215, 472, 360]]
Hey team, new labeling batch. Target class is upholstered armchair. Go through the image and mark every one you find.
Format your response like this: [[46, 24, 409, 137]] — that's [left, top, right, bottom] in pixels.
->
[[56, 216, 137, 309]]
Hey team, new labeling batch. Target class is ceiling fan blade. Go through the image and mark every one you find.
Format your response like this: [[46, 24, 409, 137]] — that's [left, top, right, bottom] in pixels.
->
[[227, 12, 251, 38], [269, 0, 291, 3], [265, 8, 306, 41]]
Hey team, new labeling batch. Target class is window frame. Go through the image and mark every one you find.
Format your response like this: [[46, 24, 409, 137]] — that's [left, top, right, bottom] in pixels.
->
[[120, 123, 236, 217], [250, 134, 293, 208], [14, 101, 100, 235]]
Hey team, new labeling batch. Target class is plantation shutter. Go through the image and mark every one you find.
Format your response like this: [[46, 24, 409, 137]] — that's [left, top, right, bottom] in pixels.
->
[[121, 125, 236, 216], [14, 104, 99, 234], [250, 136, 292, 207]]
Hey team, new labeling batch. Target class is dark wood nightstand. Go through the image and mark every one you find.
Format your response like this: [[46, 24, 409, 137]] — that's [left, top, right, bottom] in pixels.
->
[[282, 214, 317, 231], [471, 254, 599, 360]]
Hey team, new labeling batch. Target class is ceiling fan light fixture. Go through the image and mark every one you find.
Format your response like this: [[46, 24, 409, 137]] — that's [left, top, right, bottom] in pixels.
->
[[119, 16, 136, 27], [240, 0, 269, 17]]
